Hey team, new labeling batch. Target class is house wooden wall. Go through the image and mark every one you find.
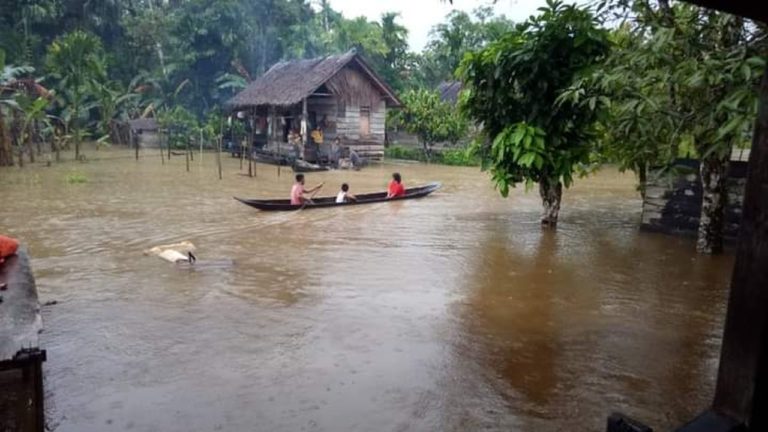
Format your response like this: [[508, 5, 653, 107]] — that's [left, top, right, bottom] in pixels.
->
[[641, 158, 747, 239], [307, 97, 386, 160], [260, 66, 392, 161], [136, 130, 161, 148]]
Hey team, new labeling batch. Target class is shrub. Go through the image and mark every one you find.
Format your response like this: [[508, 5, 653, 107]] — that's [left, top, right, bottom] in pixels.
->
[[385, 145, 479, 166]]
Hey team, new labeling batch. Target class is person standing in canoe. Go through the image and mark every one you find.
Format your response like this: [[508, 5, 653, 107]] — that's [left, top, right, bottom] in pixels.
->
[[386, 172, 406, 199], [291, 174, 324, 205]]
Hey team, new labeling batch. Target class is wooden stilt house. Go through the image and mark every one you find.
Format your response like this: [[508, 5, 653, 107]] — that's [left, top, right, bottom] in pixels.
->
[[225, 49, 401, 163]]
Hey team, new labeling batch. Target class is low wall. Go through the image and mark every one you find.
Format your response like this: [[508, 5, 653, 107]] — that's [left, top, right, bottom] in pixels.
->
[[641, 159, 747, 239]]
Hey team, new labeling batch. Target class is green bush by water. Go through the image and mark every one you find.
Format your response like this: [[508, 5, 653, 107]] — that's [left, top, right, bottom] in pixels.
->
[[385, 146, 479, 167]]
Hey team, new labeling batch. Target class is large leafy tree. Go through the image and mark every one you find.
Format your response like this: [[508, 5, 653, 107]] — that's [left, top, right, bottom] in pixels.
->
[[563, 23, 680, 198], [671, 8, 764, 254], [418, 7, 514, 88], [46, 30, 107, 160], [379, 12, 409, 91], [459, 0, 610, 228], [394, 89, 469, 156], [572, 1, 766, 253]]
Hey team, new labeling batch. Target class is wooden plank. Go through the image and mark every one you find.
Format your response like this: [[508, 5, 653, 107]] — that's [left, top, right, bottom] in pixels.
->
[[0, 248, 42, 363], [354, 151, 385, 158], [712, 63, 768, 428], [339, 145, 384, 152], [301, 98, 308, 150]]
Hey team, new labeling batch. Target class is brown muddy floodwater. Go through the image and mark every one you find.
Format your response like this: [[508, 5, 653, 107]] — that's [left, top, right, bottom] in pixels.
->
[[0, 148, 733, 432]]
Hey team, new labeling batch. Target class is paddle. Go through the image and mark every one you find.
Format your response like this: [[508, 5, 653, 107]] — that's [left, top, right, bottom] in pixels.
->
[[299, 183, 324, 211]]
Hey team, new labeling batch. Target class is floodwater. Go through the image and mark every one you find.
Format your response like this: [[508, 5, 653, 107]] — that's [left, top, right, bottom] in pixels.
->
[[0, 148, 733, 431]]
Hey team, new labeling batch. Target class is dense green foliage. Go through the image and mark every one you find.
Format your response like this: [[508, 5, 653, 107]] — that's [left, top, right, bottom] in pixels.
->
[[45, 30, 107, 159], [391, 89, 469, 155], [566, 3, 766, 190], [563, 1, 766, 252], [158, 106, 199, 149], [0, 0, 480, 113], [417, 7, 514, 88], [385, 145, 478, 166], [459, 0, 610, 225], [0, 1, 514, 166]]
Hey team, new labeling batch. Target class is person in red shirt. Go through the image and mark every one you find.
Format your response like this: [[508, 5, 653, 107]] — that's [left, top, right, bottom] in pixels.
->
[[0, 235, 19, 265], [386, 172, 405, 199]]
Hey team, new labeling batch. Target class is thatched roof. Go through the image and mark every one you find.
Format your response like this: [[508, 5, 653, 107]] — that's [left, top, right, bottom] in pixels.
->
[[226, 49, 401, 110], [437, 81, 462, 105]]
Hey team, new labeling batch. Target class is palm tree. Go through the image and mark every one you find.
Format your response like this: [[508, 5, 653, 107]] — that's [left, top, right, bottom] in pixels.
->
[[45, 30, 106, 161]]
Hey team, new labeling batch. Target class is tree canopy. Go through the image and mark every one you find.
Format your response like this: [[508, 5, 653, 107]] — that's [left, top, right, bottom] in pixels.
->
[[459, 0, 610, 227], [564, 0, 767, 252]]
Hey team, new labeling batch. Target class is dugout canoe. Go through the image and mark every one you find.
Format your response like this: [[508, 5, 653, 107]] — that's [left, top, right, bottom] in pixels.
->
[[234, 182, 441, 211]]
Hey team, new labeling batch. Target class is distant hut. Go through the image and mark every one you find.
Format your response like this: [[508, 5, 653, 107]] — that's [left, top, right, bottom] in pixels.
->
[[225, 49, 402, 163], [437, 81, 462, 105], [127, 118, 160, 148]]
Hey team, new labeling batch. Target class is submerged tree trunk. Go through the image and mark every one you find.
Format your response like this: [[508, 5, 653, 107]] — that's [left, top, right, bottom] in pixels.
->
[[74, 98, 81, 161], [35, 122, 42, 156], [421, 140, 432, 162], [0, 109, 13, 167], [74, 128, 80, 160], [539, 177, 563, 228], [11, 110, 22, 166], [637, 161, 648, 200], [27, 127, 35, 164], [697, 152, 730, 254], [51, 138, 59, 163]]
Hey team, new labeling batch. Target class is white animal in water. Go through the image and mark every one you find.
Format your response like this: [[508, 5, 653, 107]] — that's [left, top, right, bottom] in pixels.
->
[[144, 241, 197, 264]]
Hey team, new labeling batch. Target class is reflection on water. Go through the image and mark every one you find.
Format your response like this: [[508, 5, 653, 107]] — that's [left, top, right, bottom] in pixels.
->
[[0, 149, 732, 431]]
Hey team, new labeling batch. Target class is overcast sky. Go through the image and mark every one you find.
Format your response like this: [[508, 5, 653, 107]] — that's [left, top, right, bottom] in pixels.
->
[[326, 0, 585, 52]]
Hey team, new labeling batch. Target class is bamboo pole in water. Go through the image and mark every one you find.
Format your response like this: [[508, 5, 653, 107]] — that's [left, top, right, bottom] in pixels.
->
[[185, 138, 190, 172], [273, 109, 280, 177], [132, 129, 138, 161], [238, 115, 244, 171], [248, 108, 255, 178], [217, 136, 222, 180], [160, 131, 165, 165], [218, 114, 224, 180], [199, 128, 203, 168], [167, 128, 172, 160]]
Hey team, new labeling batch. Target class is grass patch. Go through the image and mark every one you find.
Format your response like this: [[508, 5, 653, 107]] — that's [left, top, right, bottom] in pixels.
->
[[385, 145, 479, 167], [66, 171, 88, 184]]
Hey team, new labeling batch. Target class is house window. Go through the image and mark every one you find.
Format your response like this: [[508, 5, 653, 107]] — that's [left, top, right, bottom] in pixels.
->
[[359, 106, 370, 136], [337, 101, 345, 117]]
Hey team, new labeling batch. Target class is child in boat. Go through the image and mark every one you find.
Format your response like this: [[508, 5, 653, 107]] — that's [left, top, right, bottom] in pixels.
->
[[336, 183, 357, 203], [386, 173, 405, 198]]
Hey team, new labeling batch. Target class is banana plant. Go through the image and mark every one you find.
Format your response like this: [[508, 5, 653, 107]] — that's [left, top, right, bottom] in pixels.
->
[[90, 81, 140, 145], [1, 49, 38, 166], [15, 94, 52, 164]]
